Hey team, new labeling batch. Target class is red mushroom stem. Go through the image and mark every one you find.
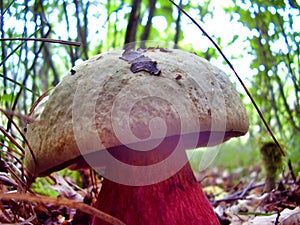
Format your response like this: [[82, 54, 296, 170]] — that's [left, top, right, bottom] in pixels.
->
[[92, 138, 220, 225]]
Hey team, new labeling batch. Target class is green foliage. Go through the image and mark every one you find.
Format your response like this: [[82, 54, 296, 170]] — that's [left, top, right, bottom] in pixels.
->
[[31, 177, 59, 197], [189, 137, 259, 173], [230, 0, 300, 167], [30, 169, 82, 197], [58, 169, 83, 188]]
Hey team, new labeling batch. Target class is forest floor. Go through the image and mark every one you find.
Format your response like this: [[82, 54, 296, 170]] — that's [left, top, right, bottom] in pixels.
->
[[0, 164, 300, 225], [0, 163, 300, 225], [198, 166, 300, 225]]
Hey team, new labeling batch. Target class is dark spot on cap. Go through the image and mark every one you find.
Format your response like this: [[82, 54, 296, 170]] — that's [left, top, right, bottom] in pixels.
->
[[175, 75, 182, 80], [70, 69, 76, 75], [208, 109, 211, 116]]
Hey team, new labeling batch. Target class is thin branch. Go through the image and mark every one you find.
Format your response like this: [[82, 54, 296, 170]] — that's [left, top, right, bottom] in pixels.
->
[[0, 28, 41, 67], [8, 25, 51, 132], [1, 0, 8, 103], [0, 193, 127, 225], [0, 0, 14, 17], [268, 75, 283, 131], [276, 10, 299, 103], [43, 43, 60, 86], [83, 1, 89, 59], [0, 73, 39, 96], [0, 108, 36, 123], [273, 67, 298, 130], [112, 8, 119, 48], [168, 0, 286, 157], [0, 127, 26, 155], [287, 159, 296, 183], [0, 37, 81, 46]]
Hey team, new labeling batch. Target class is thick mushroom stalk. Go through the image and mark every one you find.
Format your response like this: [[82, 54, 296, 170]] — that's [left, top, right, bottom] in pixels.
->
[[92, 137, 220, 225], [95, 165, 218, 225], [25, 48, 249, 225]]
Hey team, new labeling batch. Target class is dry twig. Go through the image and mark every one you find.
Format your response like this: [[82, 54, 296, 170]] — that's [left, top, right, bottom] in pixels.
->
[[0, 193, 126, 225]]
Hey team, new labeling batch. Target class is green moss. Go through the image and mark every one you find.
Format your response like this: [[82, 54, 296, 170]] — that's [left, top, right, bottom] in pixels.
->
[[260, 142, 283, 192]]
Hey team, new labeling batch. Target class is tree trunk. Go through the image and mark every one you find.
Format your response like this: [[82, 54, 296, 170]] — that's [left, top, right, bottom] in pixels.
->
[[140, 0, 157, 48], [124, 0, 142, 47]]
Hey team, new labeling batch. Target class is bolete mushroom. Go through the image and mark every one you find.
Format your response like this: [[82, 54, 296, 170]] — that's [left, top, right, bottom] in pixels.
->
[[25, 48, 249, 225]]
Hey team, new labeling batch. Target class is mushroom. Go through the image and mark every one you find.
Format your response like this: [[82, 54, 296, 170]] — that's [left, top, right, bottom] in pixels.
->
[[25, 48, 249, 225]]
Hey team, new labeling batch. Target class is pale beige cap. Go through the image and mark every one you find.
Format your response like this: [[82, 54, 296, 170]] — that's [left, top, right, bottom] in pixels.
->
[[25, 48, 249, 177]]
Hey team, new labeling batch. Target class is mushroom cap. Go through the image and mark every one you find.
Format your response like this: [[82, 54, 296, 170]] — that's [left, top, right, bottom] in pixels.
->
[[25, 48, 249, 177]]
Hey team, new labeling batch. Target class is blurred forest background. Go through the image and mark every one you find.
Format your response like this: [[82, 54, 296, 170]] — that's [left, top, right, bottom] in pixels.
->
[[0, 0, 299, 198]]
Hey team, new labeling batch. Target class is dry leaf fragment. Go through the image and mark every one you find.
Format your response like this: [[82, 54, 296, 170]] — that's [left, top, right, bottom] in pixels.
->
[[244, 207, 300, 225], [120, 48, 161, 75], [130, 61, 160, 75]]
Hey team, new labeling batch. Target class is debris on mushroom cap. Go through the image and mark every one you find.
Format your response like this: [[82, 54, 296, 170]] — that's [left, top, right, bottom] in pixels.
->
[[25, 48, 249, 177], [120, 48, 161, 75]]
